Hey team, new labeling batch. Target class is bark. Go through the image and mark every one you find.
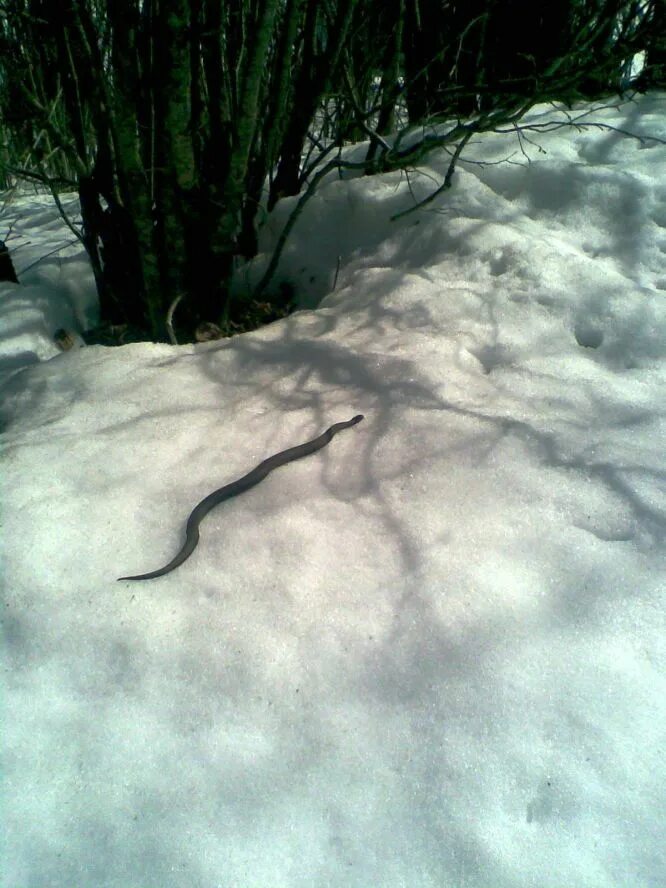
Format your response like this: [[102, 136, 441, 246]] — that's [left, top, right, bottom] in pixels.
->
[[365, 0, 405, 167], [211, 0, 281, 318], [268, 0, 359, 210]]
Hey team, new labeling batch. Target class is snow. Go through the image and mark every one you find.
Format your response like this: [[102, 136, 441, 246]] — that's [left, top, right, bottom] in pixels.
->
[[1, 94, 665, 888]]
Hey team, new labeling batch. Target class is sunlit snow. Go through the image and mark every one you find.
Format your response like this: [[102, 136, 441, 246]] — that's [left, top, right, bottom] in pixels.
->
[[1, 94, 665, 888]]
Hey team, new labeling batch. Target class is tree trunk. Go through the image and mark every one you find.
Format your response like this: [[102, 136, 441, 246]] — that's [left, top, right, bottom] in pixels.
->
[[0, 240, 18, 283], [268, 0, 358, 209]]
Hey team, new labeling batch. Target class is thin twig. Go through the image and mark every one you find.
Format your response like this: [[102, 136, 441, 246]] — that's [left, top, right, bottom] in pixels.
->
[[254, 157, 342, 300], [332, 255, 341, 291], [17, 238, 80, 276], [391, 130, 472, 221], [43, 171, 84, 242]]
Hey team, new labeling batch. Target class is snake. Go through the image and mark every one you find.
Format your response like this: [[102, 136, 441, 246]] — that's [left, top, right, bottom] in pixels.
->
[[118, 414, 364, 581]]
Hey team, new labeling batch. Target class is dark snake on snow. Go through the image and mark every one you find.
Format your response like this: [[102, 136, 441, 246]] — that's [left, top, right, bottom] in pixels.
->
[[118, 414, 364, 581]]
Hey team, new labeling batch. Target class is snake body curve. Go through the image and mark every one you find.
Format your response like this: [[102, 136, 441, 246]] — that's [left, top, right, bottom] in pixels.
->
[[118, 414, 363, 581]]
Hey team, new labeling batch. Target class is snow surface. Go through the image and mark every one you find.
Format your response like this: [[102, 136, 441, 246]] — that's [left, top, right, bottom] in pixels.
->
[[1, 94, 665, 888]]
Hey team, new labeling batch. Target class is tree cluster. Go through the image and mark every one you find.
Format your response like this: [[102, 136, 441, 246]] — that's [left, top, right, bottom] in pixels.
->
[[0, 0, 662, 342]]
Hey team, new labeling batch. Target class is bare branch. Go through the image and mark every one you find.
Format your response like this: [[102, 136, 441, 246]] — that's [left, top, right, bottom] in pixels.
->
[[17, 238, 80, 276], [390, 129, 472, 221], [165, 293, 184, 346]]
